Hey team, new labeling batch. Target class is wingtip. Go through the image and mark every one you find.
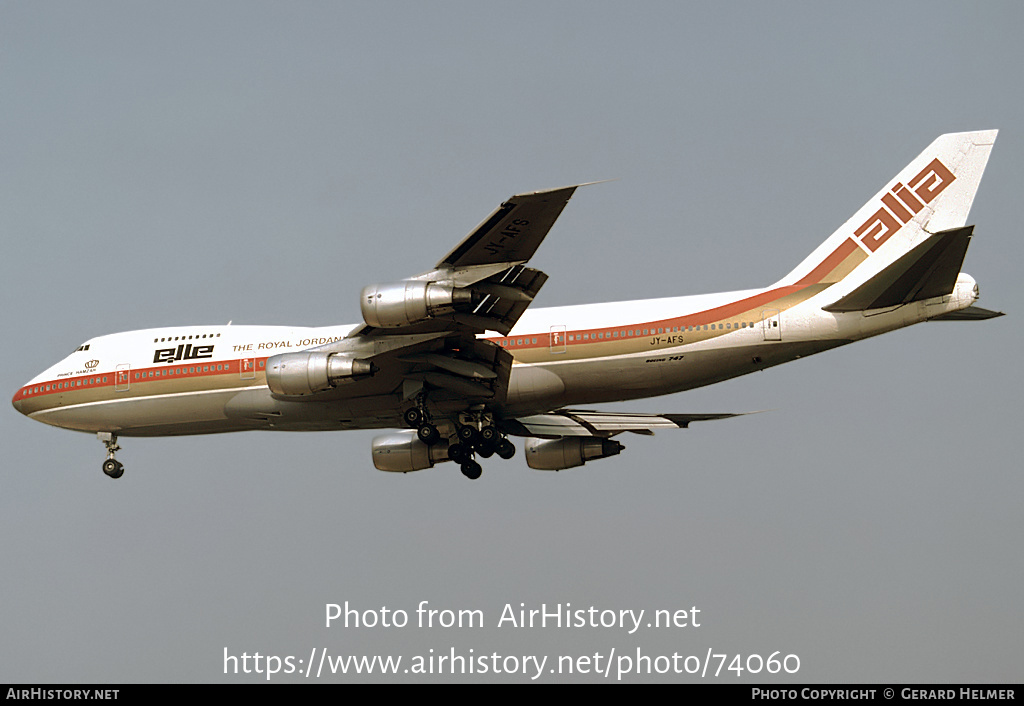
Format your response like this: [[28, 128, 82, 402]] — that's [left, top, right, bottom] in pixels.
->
[[512, 179, 616, 198]]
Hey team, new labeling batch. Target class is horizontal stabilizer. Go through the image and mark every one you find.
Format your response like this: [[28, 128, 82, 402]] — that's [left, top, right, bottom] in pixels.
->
[[930, 305, 1005, 321], [502, 409, 748, 438], [823, 227, 973, 312]]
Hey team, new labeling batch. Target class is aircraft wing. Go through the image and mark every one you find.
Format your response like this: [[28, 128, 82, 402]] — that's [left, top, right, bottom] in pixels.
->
[[501, 410, 750, 438], [269, 185, 584, 405], [350, 184, 583, 339], [436, 184, 582, 269]]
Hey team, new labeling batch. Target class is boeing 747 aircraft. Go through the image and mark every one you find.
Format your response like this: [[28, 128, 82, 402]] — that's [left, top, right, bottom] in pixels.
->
[[12, 131, 1003, 480]]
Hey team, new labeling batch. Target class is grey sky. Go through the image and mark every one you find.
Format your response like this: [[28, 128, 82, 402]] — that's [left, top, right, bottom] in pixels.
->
[[2, 1, 1021, 682]]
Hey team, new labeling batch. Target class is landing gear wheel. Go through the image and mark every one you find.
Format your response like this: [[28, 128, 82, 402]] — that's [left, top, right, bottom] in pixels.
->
[[496, 439, 516, 460], [457, 424, 479, 446], [460, 460, 482, 480], [479, 426, 498, 444], [416, 423, 440, 446], [477, 443, 495, 459], [448, 443, 469, 464], [102, 458, 124, 479], [403, 407, 423, 428], [98, 432, 123, 479]]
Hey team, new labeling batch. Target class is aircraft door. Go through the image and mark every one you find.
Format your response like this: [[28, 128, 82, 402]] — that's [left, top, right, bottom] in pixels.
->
[[115, 364, 131, 392], [549, 325, 567, 354], [761, 310, 782, 341], [240, 357, 256, 380]]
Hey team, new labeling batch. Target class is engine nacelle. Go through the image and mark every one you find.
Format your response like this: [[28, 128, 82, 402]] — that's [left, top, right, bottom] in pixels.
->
[[524, 437, 624, 471], [266, 351, 374, 396], [360, 280, 473, 328], [372, 431, 450, 472]]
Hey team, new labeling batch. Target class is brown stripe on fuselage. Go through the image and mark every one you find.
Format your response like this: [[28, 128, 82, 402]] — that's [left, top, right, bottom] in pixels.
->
[[795, 237, 866, 286], [503, 282, 832, 364], [17, 363, 269, 416]]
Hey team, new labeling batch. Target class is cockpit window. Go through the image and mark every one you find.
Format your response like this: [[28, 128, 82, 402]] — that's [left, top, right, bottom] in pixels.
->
[[75, 344, 90, 352]]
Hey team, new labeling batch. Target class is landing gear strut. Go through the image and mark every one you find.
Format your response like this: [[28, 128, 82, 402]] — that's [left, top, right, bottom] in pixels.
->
[[98, 432, 124, 479]]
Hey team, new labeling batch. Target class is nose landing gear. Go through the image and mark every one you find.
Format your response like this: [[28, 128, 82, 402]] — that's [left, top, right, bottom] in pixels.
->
[[98, 432, 124, 479]]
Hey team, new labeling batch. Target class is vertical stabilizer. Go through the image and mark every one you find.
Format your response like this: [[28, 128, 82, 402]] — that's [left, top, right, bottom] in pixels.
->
[[776, 131, 997, 293]]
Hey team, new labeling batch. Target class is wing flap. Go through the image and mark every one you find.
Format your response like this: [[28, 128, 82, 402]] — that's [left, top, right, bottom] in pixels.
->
[[503, 409, 748, 438]]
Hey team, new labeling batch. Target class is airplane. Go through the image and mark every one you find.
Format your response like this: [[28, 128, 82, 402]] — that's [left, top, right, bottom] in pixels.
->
[[11, 130, 1003, 480]]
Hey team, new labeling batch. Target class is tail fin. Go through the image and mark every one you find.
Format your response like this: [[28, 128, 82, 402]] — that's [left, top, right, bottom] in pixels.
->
[[776, 130, 997, 297]]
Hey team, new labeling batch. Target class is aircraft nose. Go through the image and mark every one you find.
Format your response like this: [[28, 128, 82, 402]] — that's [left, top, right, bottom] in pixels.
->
[[12, 386, 27, 416]]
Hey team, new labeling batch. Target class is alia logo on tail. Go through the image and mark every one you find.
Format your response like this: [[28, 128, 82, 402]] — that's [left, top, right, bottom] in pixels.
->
[[853, 158, 956, 252]]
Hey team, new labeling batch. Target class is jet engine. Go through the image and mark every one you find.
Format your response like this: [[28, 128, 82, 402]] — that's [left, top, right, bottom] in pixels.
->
[[360, 281, 473, 328], [372, 431, 450, 472], [524, 437, 624, 471], [266, 351, 374, 396]]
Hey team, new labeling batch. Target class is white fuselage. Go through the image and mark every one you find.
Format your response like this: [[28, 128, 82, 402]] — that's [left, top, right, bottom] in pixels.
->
[[12, 274, 979, 437]]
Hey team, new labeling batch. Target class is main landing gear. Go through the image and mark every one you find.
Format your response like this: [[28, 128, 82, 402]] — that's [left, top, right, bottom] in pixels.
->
[[449, 427, 515, 480], [404, 405, 441, 446], [98, 432, 124, 479], [402, 403, 516, 480]]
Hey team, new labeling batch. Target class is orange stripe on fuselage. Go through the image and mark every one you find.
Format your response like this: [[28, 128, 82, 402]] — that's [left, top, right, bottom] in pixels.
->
[[14, 358, 272, 403], [491, 281, 830, 351], [795, 237, 864, 286]]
